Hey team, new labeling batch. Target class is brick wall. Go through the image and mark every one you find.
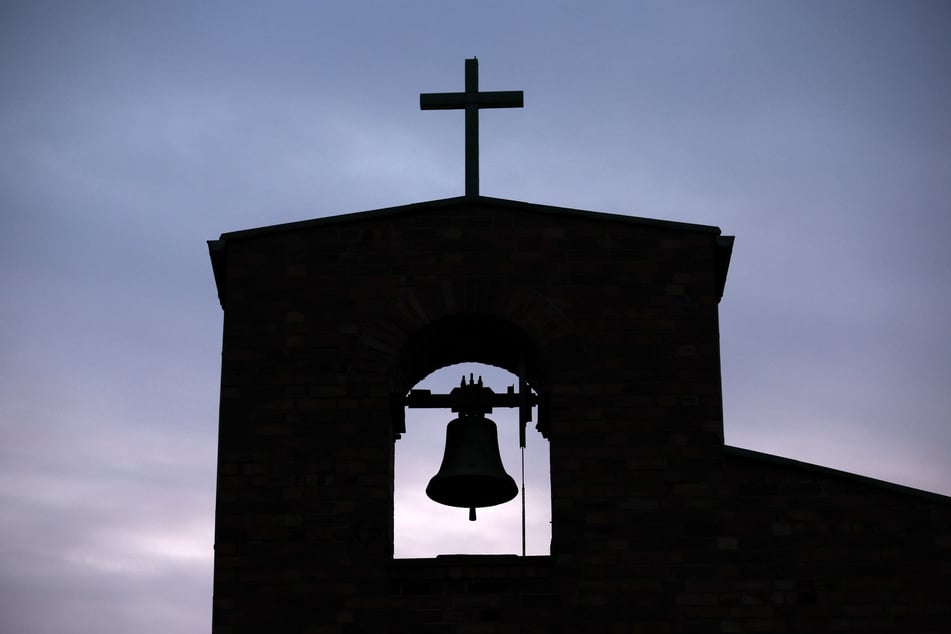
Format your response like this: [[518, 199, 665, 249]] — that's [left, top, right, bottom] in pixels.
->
[[209, 197, 950, 632]]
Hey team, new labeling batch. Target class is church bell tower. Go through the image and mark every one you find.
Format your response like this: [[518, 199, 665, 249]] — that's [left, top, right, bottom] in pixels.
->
[[208, 58, 950, 634]]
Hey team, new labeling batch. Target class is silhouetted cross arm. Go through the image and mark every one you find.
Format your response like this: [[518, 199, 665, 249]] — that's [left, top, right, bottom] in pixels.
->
[[420, 91, 524, 110], [420, 58, 524, 197]]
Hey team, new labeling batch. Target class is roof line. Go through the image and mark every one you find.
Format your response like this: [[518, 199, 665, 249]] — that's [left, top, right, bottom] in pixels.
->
[[215, 195, 724, 241], [723, 445, 951, 505]]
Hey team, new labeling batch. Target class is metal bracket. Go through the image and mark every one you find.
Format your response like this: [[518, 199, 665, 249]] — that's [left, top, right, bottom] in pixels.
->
[[406, 373, 538, 421]]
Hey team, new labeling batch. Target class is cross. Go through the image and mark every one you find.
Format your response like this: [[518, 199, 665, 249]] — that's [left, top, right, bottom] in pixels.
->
[[420, 58, 524, 198]]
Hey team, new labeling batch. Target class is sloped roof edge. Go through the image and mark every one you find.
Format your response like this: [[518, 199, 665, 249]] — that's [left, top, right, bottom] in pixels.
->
[[208, 196, 734, 307], [214, 195, 726, 242], [724, 445, 951, 505]]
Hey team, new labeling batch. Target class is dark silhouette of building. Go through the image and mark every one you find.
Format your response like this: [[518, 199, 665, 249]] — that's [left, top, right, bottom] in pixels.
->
[[208, 195, 950, 632]]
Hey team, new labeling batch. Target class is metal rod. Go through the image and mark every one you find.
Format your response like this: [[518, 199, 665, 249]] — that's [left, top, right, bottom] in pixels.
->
[[521, 445, 526, 557], [405, 387, 538, 412]]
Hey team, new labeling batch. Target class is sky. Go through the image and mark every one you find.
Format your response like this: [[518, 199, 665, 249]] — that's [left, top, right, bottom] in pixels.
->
[[1, 1, 950, 632]]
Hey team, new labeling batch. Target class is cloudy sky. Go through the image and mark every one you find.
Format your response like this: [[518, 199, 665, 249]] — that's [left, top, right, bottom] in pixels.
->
[[2, 1, 950, 632]]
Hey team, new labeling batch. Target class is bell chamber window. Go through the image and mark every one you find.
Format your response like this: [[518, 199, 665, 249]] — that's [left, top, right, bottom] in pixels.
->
[[394, 362, 551, 558]]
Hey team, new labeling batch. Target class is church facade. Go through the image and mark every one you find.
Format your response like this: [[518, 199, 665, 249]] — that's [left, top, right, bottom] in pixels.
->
[[209, 195, 950, 633]]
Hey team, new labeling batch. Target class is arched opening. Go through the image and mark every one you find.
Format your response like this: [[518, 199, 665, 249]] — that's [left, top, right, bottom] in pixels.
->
[[391, 313, 551, 558], [394, 361, 550, 558]]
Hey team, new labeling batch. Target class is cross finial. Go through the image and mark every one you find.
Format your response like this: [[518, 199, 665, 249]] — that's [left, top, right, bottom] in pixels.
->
[[420, 58, 524, 198]]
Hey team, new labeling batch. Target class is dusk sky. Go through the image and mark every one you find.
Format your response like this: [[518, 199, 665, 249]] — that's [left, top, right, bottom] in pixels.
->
[[2, 2, 950, 632]]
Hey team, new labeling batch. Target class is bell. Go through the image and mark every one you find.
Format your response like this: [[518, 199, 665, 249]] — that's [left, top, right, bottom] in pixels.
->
[[426, 414, 518, 520]]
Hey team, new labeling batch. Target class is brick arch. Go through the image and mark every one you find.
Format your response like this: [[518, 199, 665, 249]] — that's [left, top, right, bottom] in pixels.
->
[[387, 278, 576, 350], [359, 278, 577, 387], [358, 280, 576, 439], [397, 312, 539, 391]]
